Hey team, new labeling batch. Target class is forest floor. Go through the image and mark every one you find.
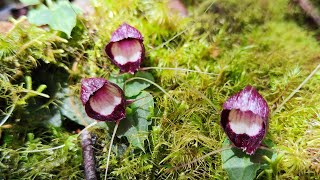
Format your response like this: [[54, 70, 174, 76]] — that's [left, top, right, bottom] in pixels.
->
[[0, 0, 320, 179]]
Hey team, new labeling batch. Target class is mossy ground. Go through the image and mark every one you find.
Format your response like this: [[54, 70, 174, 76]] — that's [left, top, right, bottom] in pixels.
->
[[0, 0, 320, 179]]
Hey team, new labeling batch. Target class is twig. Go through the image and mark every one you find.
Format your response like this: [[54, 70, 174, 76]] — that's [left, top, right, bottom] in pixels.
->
[[81, 129, 97, 180], [18, 144, 65, 153], [15, 35, 45, 56], [17, 121, 98, 153], [20, 89, 50, 98], [294, 0, 320, 26], [140, 67, 216, 75], [125, 77, 178, 103], [272, 63, 320, 116], [0, 104, 15, 127]]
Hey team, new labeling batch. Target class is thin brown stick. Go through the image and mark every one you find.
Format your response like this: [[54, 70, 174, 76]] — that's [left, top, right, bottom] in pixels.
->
[[81, 129, 97, 180], [294, 0, 320, 26], [272, 63, 320, 116]]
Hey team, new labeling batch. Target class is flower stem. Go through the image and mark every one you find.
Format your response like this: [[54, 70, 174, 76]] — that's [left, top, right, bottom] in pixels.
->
[[126, 94, 153, 105], [125, 77, 178, 103], [104, 119, 120, 180], [140, 67, 216, 75]]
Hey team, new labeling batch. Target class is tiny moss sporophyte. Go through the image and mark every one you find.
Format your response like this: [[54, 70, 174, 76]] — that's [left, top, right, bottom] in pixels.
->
[[105, 23, 145, 74], [220, 85, 270, 155]]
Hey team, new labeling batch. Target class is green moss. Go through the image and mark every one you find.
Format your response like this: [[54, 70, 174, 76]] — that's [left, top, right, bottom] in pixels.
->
[[0, 0, 320, 179]]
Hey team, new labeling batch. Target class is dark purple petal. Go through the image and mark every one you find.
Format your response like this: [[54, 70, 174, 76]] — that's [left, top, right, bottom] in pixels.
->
[[105, 23, 145, 74], [220, 85, 269, 155], [80, 78, 126, 122], [223, 86, 269, 119], [80, 78, 106, 105], [109, 23, 143, 42]]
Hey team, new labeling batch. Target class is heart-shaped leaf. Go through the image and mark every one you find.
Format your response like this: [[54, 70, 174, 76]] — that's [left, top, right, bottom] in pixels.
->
[[28, 1, 81, 38], [109, 71, 155, 98], [221, 139, 261, 180], [117, 91, 154, 150], [124, 71, 155, 97]]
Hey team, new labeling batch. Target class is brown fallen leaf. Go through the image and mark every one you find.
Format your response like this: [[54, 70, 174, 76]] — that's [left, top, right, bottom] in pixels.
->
[[0, 21, 13, 34]]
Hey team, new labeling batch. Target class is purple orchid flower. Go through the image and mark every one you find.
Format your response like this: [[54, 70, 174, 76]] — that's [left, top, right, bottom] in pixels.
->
[[105, 23, 145, 74], [220, 85, 270, 155], [80, 78, 126, 122]]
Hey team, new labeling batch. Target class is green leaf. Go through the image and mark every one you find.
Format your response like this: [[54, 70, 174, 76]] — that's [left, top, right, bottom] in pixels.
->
[[27, 106, 62, 127], [28, 5, 51, 25], [27, 1, 81, 38], [124, 71, 155, 97], [20, 0, 40, 5], [49, 1, 79, 38], [117, 91, 154, 150], [46, 108, 62, 127], [108, 71, 155, 97], [221, 139, 261, 180], [108, 73, 131, 90]]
